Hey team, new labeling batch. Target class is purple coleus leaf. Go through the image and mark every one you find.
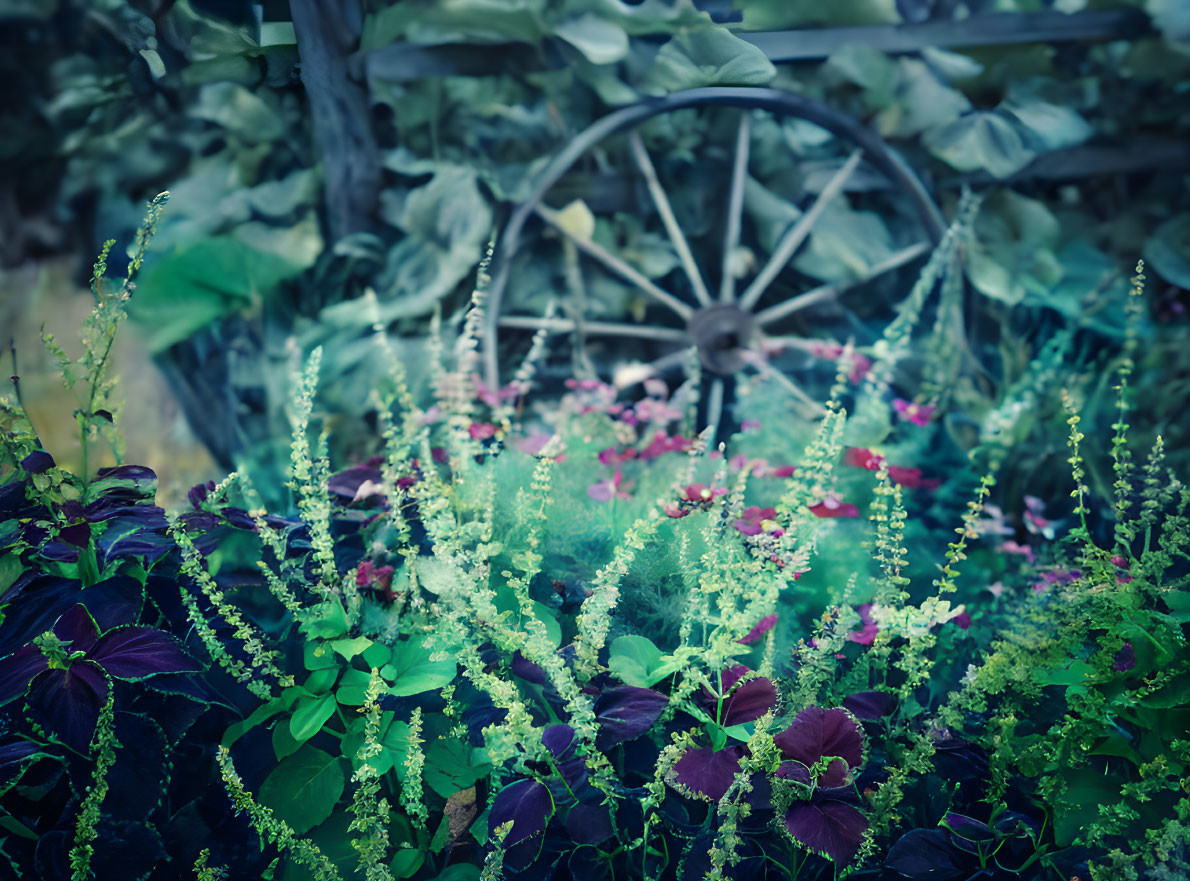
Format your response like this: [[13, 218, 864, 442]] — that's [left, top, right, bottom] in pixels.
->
[[784, 796, 869, 866], [593, 686, 668, 750], [698, 666, 777, 725], [564, 802, 614, 845], [542, 724, 594, 800], [885, 828, 969, 880], [722, 676, 778, 726], [842, 690, 898, 720], [0, 645, 50, 705], [672, 745, 747, 802], [20, 450, 55, 474], [89, 628, 202, 679], [774, 706, 865, 773], [489, 778, 554, 849], [738, 613, 778, 645], [28, 662, 110, 753], [0, 604, 198, 753]]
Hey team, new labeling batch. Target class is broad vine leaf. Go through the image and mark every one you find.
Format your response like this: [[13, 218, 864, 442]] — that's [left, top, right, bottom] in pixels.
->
[[645, 27, 776, 93], [289, 693, 337, 743], [923, 111, 1036, 178], [258, 744, 345, 835]]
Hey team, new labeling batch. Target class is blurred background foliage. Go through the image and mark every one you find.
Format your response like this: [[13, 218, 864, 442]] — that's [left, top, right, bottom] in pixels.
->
[[1, 0, 1188, 508]]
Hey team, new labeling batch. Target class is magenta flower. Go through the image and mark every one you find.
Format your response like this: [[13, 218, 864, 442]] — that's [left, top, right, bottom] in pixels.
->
[[662, 483, 727, 518], [469, 422, 498, 441], [998, 540, 1035, 562], [1023, 495, 1057, 539], [588, 468, 631, 502], [733, 506, 782, 537], [357, 560, 397, 601], [809, 497, 859, 519], [893, 399, 935, 426], [845, 604, 878, 645]]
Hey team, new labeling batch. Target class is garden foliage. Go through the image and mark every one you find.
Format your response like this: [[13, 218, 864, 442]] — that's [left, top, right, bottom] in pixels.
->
[[1, 202, 1187, 881]]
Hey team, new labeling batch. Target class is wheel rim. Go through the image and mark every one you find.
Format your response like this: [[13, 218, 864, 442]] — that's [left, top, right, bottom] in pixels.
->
[[482, 86, 946, 429]]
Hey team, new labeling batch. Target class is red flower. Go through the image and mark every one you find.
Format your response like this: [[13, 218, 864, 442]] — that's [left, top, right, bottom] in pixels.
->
[[809, 497, 859, 518], [357, 560, 397, 601]]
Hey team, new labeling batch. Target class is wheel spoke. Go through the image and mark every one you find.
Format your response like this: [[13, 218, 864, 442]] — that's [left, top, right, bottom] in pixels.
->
[[755, 241, 930, 327], [737, 149, 864, 312], [719, 113, 751, 303], [536, 204, 694, 320], [741, 352, 825, 418], [628, 132, 712, 307], [706, 377, 725, 439], [498, 315, 689, 342]]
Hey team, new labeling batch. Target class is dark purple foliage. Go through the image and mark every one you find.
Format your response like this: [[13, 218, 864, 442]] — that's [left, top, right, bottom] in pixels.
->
[[564, 802, 614, 845], [327, 457, 384, 500], [672, 745, 747, 801], [885, 828, 969, 880], [1113, 642, 1135, 672], [0, 604, 199, 752], [737, 614, 778, 645], [774, 706, 865, 771], [697, 666, 778, 725], [593, 686, 668, 750], [28, 662, 110, 753], [511, 651, 547, 686], [842, 691, 898, 720], [489, 778, 554, 850], [721, 676, 778, 726], [90, 627, 201, 679], [20, 450, 55, 473], [784, 797, 869, 866]]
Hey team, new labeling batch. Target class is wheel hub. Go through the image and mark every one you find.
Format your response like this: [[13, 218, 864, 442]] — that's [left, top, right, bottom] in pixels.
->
[[686, 304, 758, 375]]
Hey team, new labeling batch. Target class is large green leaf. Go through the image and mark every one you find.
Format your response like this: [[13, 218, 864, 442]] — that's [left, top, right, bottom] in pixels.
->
[[259, 744, 345, 835], [965, 189, 1062, 306], [645, 27, 776, 93], [923, 111, 1036, 178], [554, 14, 629, 65], [1144, 213, 1190, 288], [129, 235, 307, 352], [388, 637, 458, 697], [289, 693, 338, 743]]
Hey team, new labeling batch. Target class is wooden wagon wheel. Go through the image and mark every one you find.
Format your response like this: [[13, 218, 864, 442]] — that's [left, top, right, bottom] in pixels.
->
[[481, 86, 946, 434]]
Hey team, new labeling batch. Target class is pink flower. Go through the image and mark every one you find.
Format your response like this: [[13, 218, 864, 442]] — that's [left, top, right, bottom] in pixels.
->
[[738, 614, 779, 645], [588, 468, 631, 502], [974, 504, 1014, 537], [663, 483, 727, 518], [469, 422, 498, 440], [893, 399, 935, 427], [809, 497, 859, 518], [765, 464, 797, 478], [741, 419, 762, 433], [639, 431, 692, 460], [733, 506, 781, 536], [1023, 496, 1057, 539], [472, 374, 518, 408], [998, 540, 1035, 562], [1113, 643, 1136, 672], [845, 604, 878, 645]]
